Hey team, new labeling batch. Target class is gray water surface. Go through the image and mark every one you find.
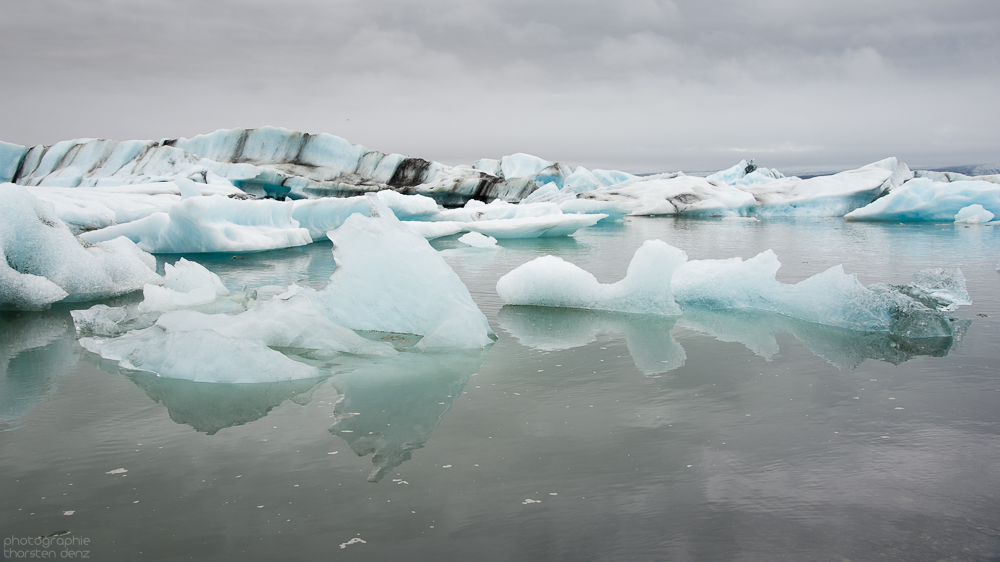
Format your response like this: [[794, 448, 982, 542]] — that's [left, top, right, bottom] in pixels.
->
[[1, 218, 999, 561]]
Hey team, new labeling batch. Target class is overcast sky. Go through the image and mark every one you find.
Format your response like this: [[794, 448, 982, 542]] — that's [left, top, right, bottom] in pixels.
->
[[1, 0, 998, 173]]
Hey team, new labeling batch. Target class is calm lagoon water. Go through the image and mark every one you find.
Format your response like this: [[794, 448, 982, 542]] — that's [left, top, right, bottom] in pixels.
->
[[2, 217, 999, 561]]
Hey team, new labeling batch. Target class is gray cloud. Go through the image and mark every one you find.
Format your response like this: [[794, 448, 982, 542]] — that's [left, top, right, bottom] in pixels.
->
[[1, 0, 998, 172]]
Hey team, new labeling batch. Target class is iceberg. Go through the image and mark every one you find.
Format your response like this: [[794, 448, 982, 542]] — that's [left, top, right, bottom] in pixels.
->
[[0, 184, 160, 310], [496, 240, 687, 315], [497, 240, 969, 338], [310, 196, 495, 349], [4, 127, 539, 206], [845, 177, 1000, 222], [458, 232, 499, 248], [745, 158, 912, 217], [79, 194, 313, 253], [26, 180, 242, 233], [77, 196, 494, 382], [954, 204, 995, 224]]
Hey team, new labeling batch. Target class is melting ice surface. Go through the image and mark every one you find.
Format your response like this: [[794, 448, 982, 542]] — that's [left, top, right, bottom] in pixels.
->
[[498, 240, 970, 339]]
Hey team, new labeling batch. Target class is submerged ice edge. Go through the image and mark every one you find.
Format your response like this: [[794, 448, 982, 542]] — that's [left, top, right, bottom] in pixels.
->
[[496, 240, 971, 339]]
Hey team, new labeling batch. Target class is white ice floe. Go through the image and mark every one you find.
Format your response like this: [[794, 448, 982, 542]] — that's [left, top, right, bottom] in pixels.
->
[[0, 184, 160, 309], [745, 158, 912, 217], [497, 240, 970, 338], [311, 196, 495, 349], [138, 258, 231, 312], [497, 240, 687, 315], [458, 232, 499, 248], [79, 194, 313, 253], [845, 177, 1000, 222], [954, 204, 995, 224]]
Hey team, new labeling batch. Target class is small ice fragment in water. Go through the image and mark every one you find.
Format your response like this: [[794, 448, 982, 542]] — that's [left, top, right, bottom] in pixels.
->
[[339, 538, 366, 549], [522, 499, 542, 505], [442, 465, 452, 468], [687, 465, 693, 468], [458, 232, 499, 248], [549, 493, 558, 496], [63, 511, 74, 516], [257, 506, 264, 508], [895, 407, 904, 410], [106, 468, 127, 475], [328, 451, 338, 455]]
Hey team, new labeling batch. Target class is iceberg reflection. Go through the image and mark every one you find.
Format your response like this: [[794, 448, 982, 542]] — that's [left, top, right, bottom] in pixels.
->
[[679, 307, 968, 369], [0, 311, 78, 427], [497, 305, 685, 375], [328, 349, 489, 482], [499, 304, 966, 373], [125, 372, 328, 435]]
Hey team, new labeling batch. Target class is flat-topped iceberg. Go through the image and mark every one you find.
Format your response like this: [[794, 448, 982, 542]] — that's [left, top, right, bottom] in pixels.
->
[[0, 184, 160, 310], [79, 193, 314, 253], [26, 180, 242, 233], [497, 240, 970, 338], [845, 177, 1000, 222]]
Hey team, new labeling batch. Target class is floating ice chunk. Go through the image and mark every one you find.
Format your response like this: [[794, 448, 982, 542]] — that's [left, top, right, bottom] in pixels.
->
[[402, 221, 464, 240], [558, 198, 637, 221], [314, 196, 494, 349], [80, 328, 319, 383], [138, 258, 229, 313], [498, 240, 969, 338], [27, 181, 242, 233], [898, 268, 971, 311], [0, 184, 159, 309], [496, 240, 686, 315], [291, 197, 371, 241], [80, 195, 313, 253], [954, 204, 994, 224], [671, 250, 964, 337], [71, 305, 129, 336], [462, 214, 605, 238], [846, 178, 1000, 221], [458, 232, 498, 248], [746, 158, 910, 217]]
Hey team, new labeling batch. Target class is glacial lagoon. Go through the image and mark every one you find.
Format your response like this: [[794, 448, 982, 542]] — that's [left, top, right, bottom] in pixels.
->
[[2, 216, 999, 561]]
